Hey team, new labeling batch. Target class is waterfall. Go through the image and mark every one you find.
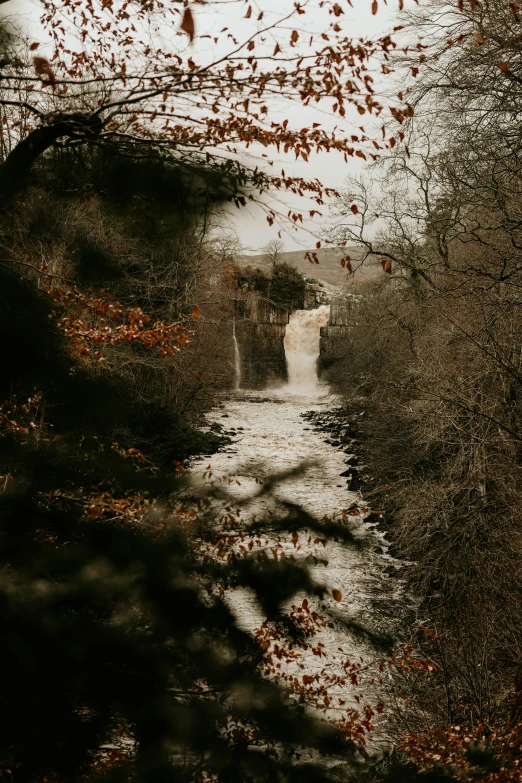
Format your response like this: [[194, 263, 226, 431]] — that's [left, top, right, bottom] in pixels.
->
[[232, 318, 241, 390], [284, 305, 330, 393]]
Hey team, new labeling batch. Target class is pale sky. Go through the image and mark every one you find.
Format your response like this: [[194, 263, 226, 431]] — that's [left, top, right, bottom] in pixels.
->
[[211, 0, 403, 253]]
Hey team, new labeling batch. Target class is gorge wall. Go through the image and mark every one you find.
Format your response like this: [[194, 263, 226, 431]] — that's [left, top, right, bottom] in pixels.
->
[[235, 295, 289, 388], [319, 294, 359, 373]]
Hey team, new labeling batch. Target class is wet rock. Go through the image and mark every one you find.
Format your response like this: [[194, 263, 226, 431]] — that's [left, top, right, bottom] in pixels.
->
[[363, 512, 382, 525], [349, 473, 361, 491]]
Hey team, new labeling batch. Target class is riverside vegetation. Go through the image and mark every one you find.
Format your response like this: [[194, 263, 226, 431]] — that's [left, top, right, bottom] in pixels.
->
[[325, 0, 522, 778], [1, 0, 522, 781]]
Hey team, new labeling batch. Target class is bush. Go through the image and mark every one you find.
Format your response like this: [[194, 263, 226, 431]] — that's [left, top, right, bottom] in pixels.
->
[[270, 261, 305, 311]]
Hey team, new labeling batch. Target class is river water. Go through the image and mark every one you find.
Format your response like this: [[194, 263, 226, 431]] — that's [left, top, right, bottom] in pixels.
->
[[191, 306, 407, 751]]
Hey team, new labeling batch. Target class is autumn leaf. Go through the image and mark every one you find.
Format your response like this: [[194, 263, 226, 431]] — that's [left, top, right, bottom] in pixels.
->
[[245, 5, 252, 18], [29, 42, 40, 51], [499, 62, 509, 72], [372, 0, 378, 14], [33, 56, 55, 85], [273, 42, 281, 56], [350, 204, 359, 215], [180, 7, 195, 42], [291, 30, 299, 44], [332, 589, 343, 602], [192, 305, 202, 319], [474, 32, 485, 45]]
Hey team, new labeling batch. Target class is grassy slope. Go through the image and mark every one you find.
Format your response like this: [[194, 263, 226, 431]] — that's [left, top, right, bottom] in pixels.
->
[[238, 248, 382, 288]]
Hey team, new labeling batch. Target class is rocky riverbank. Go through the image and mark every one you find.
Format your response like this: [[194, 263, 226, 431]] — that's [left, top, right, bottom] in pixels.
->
[[301, 404, 401, 564]]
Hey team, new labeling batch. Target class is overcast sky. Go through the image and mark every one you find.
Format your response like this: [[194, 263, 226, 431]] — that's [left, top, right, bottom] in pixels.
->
[[211, 0, 403, 253]]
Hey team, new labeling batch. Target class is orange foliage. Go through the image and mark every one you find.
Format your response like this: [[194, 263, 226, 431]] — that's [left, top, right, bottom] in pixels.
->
[[46, 284, 190, 360], [401, 723, 522, 781]]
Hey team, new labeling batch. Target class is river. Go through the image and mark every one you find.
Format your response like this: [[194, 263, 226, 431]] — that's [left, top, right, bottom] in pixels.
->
[[192, 306, 408, 752]]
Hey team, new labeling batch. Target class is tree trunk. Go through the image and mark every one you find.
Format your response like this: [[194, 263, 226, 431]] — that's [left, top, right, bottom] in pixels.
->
[[0, 113, 102, 207]]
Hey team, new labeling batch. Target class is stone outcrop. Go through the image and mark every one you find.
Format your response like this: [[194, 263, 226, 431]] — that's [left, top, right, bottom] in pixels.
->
[[235, 295, 289, 388], [319, 294, 360, 369], [303, 278, 338, 309]]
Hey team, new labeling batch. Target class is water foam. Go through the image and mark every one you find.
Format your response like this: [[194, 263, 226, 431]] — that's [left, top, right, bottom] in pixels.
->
[[284, 305, 330, 393]]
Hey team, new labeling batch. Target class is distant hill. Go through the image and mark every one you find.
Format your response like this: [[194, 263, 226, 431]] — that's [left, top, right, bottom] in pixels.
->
[[238, 248, 382, 288]]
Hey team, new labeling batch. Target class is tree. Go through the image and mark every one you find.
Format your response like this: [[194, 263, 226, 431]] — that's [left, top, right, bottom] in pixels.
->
[[262, 239, 285, 266], [270, 260, 306, 311], [0, 0, 408, 217]]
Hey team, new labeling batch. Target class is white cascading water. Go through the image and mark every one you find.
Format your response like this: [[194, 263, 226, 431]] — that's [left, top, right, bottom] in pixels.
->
[[232, 318, 241, 390], [284, 305, 330, 392]]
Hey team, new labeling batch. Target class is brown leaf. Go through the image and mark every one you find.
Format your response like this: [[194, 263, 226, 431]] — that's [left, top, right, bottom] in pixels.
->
[[29, 42, 40, 51], [192, 305, 202, 319], [33, 56, 55, 85], [291, 30, 299, 44], [350, 204, 359, 215], [332, 589, 343, 602], [372, 0, 378, 14], [273, 42, 281, 56], [245, 5, 252, 18], [180, 7, 195, 42], [499, 62, 509, 72]]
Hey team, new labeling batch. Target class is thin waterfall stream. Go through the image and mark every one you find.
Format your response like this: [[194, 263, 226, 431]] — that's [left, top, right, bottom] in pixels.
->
[[232, 318, 241, 391], [193, 306, 407, 750]]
